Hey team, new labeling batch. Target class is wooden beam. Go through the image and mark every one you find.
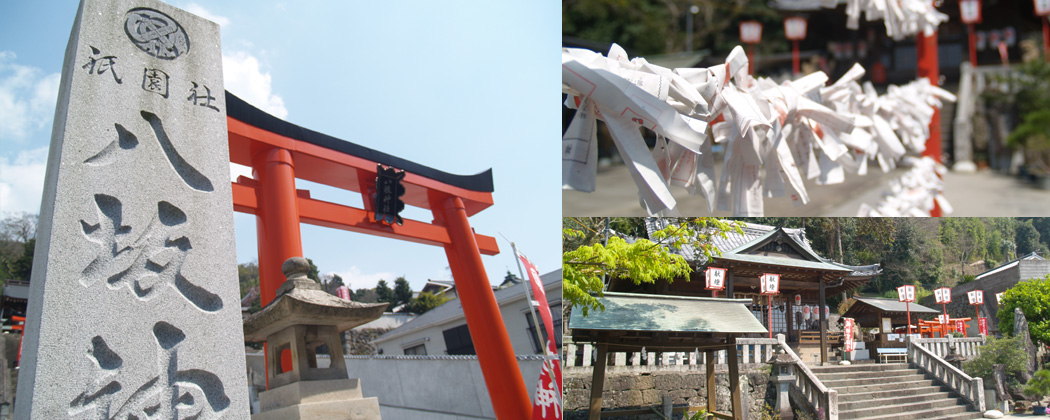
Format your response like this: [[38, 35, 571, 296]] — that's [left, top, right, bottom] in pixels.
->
[[728, 336, 747, 420], [706, 349, 717, 414], [589, 344, 609, 420], [819, 277, 828, 365]]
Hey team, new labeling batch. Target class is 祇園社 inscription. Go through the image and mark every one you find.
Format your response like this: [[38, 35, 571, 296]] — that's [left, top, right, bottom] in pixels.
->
[[16, 0, 248, 418]]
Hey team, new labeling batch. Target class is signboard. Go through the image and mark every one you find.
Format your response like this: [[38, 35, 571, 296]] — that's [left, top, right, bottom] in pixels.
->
[[897, 285, 916, 303], [960, 0, 982, 24], [336, 285, 351, 301], [760, 273, 780, 295], [934, 287, 951, 304], [1037, 0, 1050, 16], [978, 317, 988, 336], [374, 164, 406, 225], [784, 17, 807, 41], [740, 21, 762, 44], [705, 267, 726, 291], [844, 318, 855, 352], [967, 290, 984, 305], [956, 319, 966, 333]]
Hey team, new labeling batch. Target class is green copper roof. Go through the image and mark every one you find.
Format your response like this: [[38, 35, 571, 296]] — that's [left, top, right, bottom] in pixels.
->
[[570, 292, 768, 334]]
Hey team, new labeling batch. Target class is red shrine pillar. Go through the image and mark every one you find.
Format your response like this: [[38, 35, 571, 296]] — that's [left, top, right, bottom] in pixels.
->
[[917, 28, 942, 217], [252, 147, 305, 305], [431, 193, 532, 420]]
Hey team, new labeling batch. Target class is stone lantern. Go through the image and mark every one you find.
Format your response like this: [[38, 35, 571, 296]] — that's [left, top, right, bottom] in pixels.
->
[[244, 257, 387, 420], [769, 349, 797, 420]]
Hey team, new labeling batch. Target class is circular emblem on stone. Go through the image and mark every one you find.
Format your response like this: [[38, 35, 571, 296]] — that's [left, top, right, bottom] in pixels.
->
[[124, 8, 189, 60]]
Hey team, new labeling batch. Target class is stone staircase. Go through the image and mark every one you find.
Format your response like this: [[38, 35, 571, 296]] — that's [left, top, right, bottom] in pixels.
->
[[809, 363, 983, 420]]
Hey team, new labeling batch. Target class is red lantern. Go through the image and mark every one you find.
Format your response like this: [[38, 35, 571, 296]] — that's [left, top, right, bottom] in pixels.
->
[[959, 0, 982, 24], [897, 285, 916, 303], [967, 290, 984, 305], [1036, 0, 1050, 16], [802, 305, 812, 320], [784, 17, 807, 41], [705, 267, 727, 291], [934, 287, 951, 304], [739, 21, 762, 44], [760, 273, 780, 295]]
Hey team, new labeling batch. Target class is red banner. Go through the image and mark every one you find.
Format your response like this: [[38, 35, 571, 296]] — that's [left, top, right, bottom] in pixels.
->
[[844, 318, 855, 352], [979, 317, 988, 336], [518, 251, 562, 419], [955, 319, 965, 333]]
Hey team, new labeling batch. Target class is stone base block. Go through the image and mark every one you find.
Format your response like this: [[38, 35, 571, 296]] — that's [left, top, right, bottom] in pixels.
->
[[258, 378, 364, 412], [252, 396, 381, 420]]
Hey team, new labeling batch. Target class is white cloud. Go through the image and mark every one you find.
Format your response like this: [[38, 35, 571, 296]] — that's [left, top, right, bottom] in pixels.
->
[[0, 147, 49, 216], [0, 52, 61, 143], [223, 51, 288, 119], [328, 267, 399, 290], [184, 3, 230, 27]]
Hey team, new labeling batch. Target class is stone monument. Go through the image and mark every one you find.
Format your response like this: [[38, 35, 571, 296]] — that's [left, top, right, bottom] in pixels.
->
[[1015, 308, 1037, 382], [243, 257, 386, 419], [16, 0, 249, 417]]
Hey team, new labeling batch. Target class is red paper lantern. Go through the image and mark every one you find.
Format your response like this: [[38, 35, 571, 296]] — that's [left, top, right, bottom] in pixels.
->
[[802, 305, 812, 320], [960, 0, 982, 24], [897, 285, 916, 303], [784, 17, 807, 41], [740, 21, 762, 44]]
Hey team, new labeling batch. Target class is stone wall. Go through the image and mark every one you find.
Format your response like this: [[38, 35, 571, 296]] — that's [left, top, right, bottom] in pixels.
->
[[563, 365, 774, 419], [342, 327, 392, 355]]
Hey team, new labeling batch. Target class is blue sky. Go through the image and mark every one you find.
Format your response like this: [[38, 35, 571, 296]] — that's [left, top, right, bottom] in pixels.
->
[[0, 1, 560, 292]]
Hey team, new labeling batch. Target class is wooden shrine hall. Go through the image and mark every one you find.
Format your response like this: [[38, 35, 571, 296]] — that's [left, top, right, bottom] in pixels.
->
[[842, 297, 945, 347], [611, 221, 882, 364], [570, 292, 767, 420]]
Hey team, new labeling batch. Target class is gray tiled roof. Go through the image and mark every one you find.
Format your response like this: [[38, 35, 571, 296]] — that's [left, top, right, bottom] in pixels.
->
[[852, 297, 939, 314]]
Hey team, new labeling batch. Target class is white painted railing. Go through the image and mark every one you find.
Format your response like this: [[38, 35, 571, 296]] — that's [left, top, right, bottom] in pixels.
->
[[912, 336, 985, 359], [908, 337, 986, 413], [777, 334, 837, 420], [562, 337, 778, 368]]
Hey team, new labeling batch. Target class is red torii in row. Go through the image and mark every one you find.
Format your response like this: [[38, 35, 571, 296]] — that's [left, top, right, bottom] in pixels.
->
[[224, 92, 531, 419]]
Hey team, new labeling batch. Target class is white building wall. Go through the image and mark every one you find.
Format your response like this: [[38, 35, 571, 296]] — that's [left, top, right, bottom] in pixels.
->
[[374, 280, 561, 356]]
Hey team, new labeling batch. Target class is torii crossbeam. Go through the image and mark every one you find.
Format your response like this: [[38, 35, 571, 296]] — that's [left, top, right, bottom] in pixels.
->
[[224, 92, 531, 419]]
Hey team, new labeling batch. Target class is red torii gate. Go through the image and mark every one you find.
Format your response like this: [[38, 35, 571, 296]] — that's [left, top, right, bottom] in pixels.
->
[[223, 92, 531, 419]]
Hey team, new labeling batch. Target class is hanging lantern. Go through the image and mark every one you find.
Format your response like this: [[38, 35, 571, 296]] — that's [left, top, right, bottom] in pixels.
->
[[934, 287, 951, 304], [784, 16, 807, 41], [967, 290, 984, 305], [794, 294, 802, 306], [705, 267, 727, 291], [897, 285, 916, 303], [938, 314, 950, 324], [824, 305, 830, 318], [739, 21, 762, 44], [760, 273, 780, 295], [802, 305, 812, 320]]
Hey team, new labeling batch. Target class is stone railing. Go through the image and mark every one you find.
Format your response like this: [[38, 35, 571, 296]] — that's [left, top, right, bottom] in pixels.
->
[[563, 337, 778, 369], [912, 336, 985, 359], [952, 61, 1020, 172], [776, 334, 837, 420], [907, 337, 986, 413]]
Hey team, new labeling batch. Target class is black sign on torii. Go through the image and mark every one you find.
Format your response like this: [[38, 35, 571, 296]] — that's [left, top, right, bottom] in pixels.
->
[[374, 164, 406, 225]]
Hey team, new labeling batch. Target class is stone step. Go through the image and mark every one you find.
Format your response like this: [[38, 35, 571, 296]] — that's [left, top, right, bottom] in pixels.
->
[[924, 413, 985, 420], [814, 368, 920, 382], [839, 397, 965, 419], [821, 373, 928, 389], [837, 384, 947, 403], [839, 390, 956, 412], [808, 363, 910, 374], [848, 404, 973, 420], [832, 379, 940, 396]]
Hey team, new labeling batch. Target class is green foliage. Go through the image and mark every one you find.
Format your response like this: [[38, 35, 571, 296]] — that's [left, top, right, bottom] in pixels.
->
[[353, 288, 378, 303], [1024, 369, 1050, 400], [393, 277, 412, 308], [563, 217, 741, 316], [962, 336, 1027, 383], [375, 280, 394, 311], [320, 273, 345, 296], [687, 408, 712, 420], [305, 258, 320, 282], [1016, 220, 1043, 257], [759, 404, 780, 420], [997, 275, 1050, 345], [0, 212, 37, 282], [403, 291, 450, 315], [238, 261, 259, 298]]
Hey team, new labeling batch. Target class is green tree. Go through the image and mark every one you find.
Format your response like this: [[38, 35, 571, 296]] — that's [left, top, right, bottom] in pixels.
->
[[1016, 220, 1043, 256], [305, 258, 321, 282], [321, 273, 346, 296], [997, 275, 1050, 345], [0, 212, 38, 282], [238, 261, 259, 297], [376, 280, 394, 310], [403, 292, 450, 314], [962, 335, 1027, 384], [563, 217, 741, 315], [354, 288, 378, 303], [393, 277, 412, 308]]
